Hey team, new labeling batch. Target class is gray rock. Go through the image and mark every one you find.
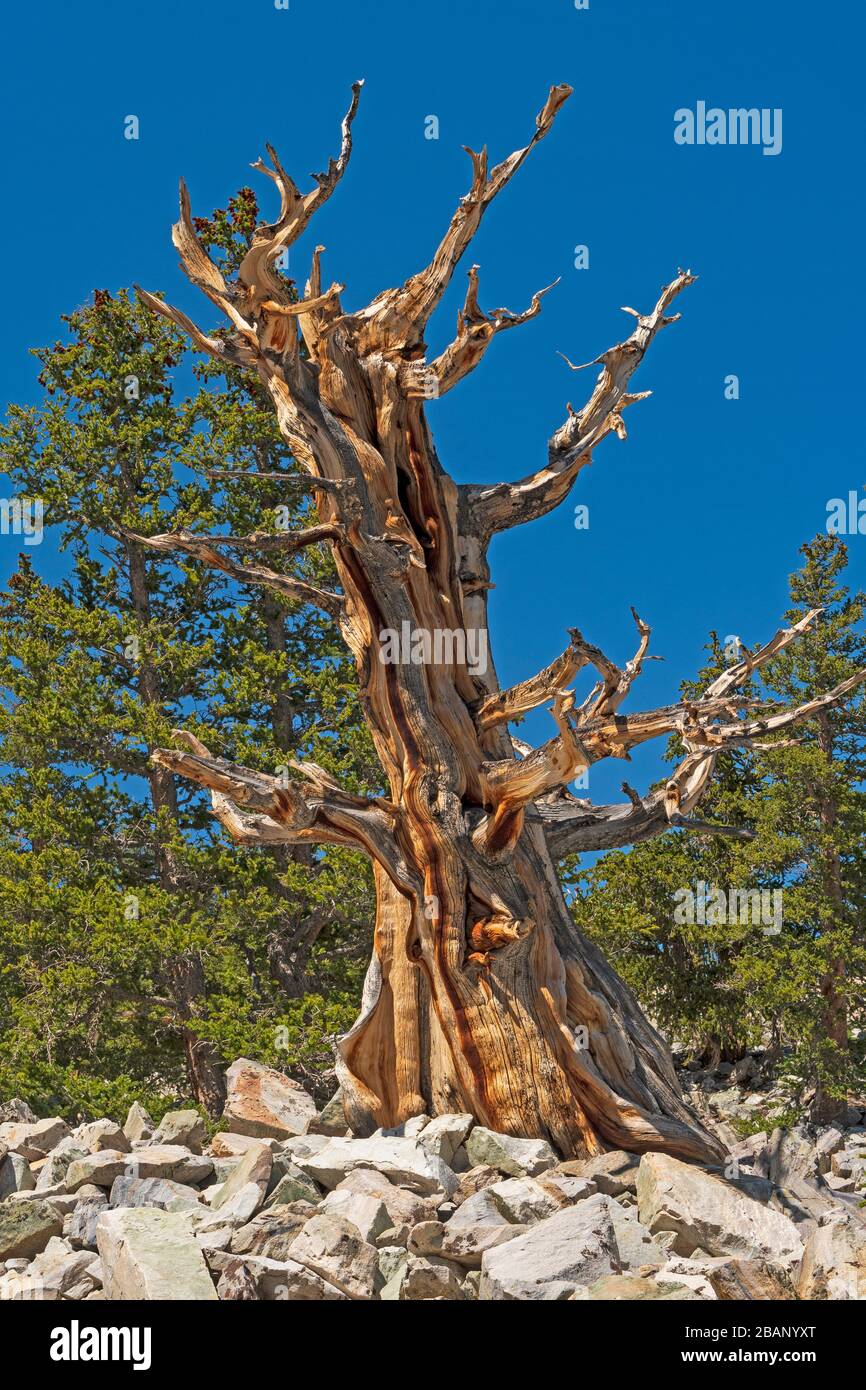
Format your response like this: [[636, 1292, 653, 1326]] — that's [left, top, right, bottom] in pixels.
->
[[539, 1173, 598, 1205], [454, 1164, 501, 1204], [288, 1213, 380, 1299], [122, 1102, 154, 1144], [151, 1109, 207, 1153], [321, 1189, 391, 1243], [73, 1119, 131, 1154], [229, 1205, 312, 1261], [443, 1185, 511, 1230], [35, 1140, 88, 1191], [464, 1127, 557, 1179], [375, 1114, 430, 1139], [214, 1254, 259, 1299], [558, 1149, 640, 1198], [378, 1245, 408, 1285], [814, 1128, 845, 1175], [224, 1253, 349, 1300], [380, 1252, 466, 1300], [264, 1170, 321, 1209], [707, 1258, 798, 1300], [66, 1145, 212, 1192], [479, 1194, 621, 1300], [767, 1126, 819, 1188], [0, 1100, 36, 1125], [0, 1197, 63, 1261], [307, 1089, 350, 1138], [127, 1145, 213, 1185], [223, 1057, 317, 1140], [67, 1192, 109, 1250], [824, 1173, 855, 1193], [210, 1141, 272, 1222], [637, 1153, 804, 1266], [330, 1168, 433, 1228], [28, 1247, 101, 1299], [583, 1274, 703, 1301], [109, 1175, 203, 1212], [1, 1150, 36, 1197], [296, 1135, 457, 1197], [0, 1118, 71, 1160], [486, 1176, 562, 1225], [375, 1222, 411, 1248], [417, 1114, 474, 1166], [63, 1151, 135, 1192], [596, 1195, 666, 1269], [210, 1131, 280, 1159], [797, 1213, 866, 1300], [96, 1207, 217, 1300], [409, 1217, 523, 1269], [654, 1255, 728, 1299]]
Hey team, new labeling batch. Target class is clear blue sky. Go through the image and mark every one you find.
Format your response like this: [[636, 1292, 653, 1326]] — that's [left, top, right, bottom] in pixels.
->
[[1, 0, 862, 807]]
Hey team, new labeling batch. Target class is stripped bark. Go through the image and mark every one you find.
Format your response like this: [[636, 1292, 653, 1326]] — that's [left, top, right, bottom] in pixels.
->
[[139, 85, 865, 1160]]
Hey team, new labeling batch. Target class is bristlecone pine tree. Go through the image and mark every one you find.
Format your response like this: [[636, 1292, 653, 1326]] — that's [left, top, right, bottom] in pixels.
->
[[135, 84, 865, 1161]]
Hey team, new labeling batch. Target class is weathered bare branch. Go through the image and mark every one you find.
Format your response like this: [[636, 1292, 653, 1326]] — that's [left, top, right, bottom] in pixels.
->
[[485, 610, 865, 827], [464, 269, 695, 536], [399, 266, 558, 398], [121, 527, 343, 617], [153, 731, 414, 891], [476, 629, 592, 730], [238, 81, 364, 311], [173, 521, 342, 554], [134, 286, 256, 368], [354, 84, 572, 353], [477, 609, 656, 733]]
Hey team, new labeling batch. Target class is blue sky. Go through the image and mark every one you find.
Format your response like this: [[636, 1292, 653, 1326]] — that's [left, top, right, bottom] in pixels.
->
[[1, 0, 863, 808]]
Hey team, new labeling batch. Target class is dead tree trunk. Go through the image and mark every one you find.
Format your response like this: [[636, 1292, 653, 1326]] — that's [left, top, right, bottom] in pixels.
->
[[134, 84, 865, 1161]]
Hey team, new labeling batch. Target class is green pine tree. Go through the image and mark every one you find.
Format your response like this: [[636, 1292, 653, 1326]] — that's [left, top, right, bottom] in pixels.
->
[[0, 197, 376, 1120], [568, 538, 866, 1122]]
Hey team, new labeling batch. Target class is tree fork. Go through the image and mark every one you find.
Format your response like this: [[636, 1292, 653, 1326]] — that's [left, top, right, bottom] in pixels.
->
[[141, 84, 865, 1162]]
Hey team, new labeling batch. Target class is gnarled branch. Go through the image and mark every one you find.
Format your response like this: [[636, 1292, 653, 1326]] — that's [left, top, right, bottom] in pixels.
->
[[398, 266, 558, 398], [238, 81, 364, 313], [153, 731, 415, 891], [120, 527, 343, 617], [484, 609, 865, 831], [464, 269, 695, 537], [477, 609, 656, 731], [354, 84, 572, 354]]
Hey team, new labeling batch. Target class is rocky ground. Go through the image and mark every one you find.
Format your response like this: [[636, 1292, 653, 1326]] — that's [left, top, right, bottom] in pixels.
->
[[0, 1053, 864, 1301]]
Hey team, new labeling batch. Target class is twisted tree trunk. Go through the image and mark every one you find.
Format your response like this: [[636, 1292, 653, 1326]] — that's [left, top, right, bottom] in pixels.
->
[[133, 83, 865, 1161]]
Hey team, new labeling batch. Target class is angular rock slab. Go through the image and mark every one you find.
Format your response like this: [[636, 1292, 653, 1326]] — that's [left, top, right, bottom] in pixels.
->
[[96, 1207, 217, 1300], [797, 1213, 866, 1300], [151, 1109, 207, 1153], [122, 1102, 154, 1144], [223, 1058, 317, 1140], [0, 1118, 71, 1160], [558, 1149, 640, 1198], [73, 1119, 131, 1154], [0, 1197, 63, 1261], [479, 1193, 621, 1300], [296, 1136, 457, 1198], [581, 1275, 702, 1301], [210, 1141, 272, 1222], [417, 1114, 474, 1166], [66, 1145, 212, 1192], [380, 1253, 466, 1301], [637, 1153, 804, 1266], [288, 1213, 380, 1300], [464, 1127, 557, 1179]]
